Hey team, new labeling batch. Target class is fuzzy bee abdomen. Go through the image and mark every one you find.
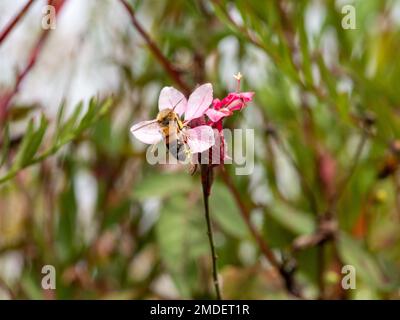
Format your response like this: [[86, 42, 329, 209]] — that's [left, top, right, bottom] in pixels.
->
[[166, 137, 187, 162]]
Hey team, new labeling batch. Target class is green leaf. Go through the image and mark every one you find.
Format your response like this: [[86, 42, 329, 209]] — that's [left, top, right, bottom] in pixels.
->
[[337, 232, 396, 291], [0, 97, 112, 185], [56, 179, 79, 264], [133, 172, 194, 201], [296, 247, 319, 285], [0, 123, 10, 167], [58, 101, 83, 143], [75, 97, 113, 135], [12, 115, 48, 169], [53, 100, 66, 143], [264, 203, 315, 236], [209, 183, 249, 239], [20, 272, 43, 300], [76, 97, 97, 132], [156, 196, 208, 297], [263, 214, 294, 248], [92, 118, 121, 155]]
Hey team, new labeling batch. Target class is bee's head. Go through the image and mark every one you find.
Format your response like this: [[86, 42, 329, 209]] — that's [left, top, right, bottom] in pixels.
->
[[156, 108, 177, 126]]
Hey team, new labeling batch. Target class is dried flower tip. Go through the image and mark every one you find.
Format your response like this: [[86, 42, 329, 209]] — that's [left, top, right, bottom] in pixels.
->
[[233, 72, 242, 81]]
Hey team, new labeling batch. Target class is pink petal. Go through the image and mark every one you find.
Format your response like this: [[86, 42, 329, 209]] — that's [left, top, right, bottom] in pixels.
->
[[205, 108, 231, 122], [185, 125, 215, 153], [220, 93, 237, 106], [217, 91, 255, 112], [185, 83, 213, 121], [130, 120, 163, 144], [226, 92, 255, 111], [158, 86, 187, 116], [212, 98, 223, 110], [227, 99, 245, 111], [240, 91, 255, 101]]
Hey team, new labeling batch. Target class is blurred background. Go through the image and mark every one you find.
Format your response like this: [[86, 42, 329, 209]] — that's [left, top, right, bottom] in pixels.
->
[[1, 0, 400, 299]]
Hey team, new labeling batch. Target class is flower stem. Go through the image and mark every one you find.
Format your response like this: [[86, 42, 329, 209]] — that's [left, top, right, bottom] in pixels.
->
[[0, 0, 68, 123], [200, 164, 222, 300], [0, 0, 35, 45], [119, 0, 190, 95], [219, 167, 303, 298]]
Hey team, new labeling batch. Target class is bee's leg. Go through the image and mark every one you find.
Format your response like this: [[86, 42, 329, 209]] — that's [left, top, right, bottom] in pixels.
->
[[182, 141, 193, 163], [179, 131, 197, 174], [176, 131, 190, 162], [182, 143, 198, 175]]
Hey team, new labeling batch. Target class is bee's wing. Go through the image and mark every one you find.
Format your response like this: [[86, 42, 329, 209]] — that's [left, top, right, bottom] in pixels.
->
[[185, 125, 215, 153], [130, 119, 163, 144], [159, 86, 187, 116], [185, 83, 213, 122]]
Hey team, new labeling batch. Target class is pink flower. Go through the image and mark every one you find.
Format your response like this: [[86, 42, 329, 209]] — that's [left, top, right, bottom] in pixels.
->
[[205, 91, 255, 123], [130, 83, 215, 154], [206, 90, 254, 164]]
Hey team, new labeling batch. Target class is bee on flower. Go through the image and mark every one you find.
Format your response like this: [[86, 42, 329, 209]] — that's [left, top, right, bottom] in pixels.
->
[[130, 83, 216, 173]]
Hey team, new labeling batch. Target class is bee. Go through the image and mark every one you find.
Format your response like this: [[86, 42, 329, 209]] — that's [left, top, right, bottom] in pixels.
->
[[130, 84, 215, 173], [155, 108, 191, 163]]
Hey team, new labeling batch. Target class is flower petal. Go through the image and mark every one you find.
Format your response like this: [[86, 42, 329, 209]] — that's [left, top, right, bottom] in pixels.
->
[[205, 108, 231, 122], [158, 86, 187, 116], [210, 130, 230, 164], [226, 99, 244, 111], [211, 98, 223, 110], [226, 92, 255, 112], [130, 120, 163, 144], [185, 83, 213, 121], [185, 125, 215, 153], [240, 91, 255, 101]]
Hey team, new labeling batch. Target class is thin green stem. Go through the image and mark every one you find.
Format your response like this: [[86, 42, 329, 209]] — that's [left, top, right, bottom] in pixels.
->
[[328, 131, 369, 214], [200, 164, 221, 300]]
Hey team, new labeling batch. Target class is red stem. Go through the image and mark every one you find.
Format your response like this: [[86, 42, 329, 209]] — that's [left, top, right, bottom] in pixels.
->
[[119, 0, 191, 95], [0, 0, 68, 123], [0, 0, 36, 46], [219, 168, 303, 298]]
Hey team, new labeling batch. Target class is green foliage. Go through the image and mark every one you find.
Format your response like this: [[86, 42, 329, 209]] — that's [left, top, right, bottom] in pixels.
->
[[56, 179, 79, 264], [133, 172, 195, 201], [338, 232, 398, 292], [210, 183, 249, 238], [156, 196, 208, 297], [265, 204, 315, 236], [0, 97, 112, 184], [1, 0, 400, 300]]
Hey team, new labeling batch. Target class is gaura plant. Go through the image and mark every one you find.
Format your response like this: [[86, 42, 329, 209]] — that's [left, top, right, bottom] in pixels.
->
[[130, 83, 216, 173], [130, 76, 253, 299]]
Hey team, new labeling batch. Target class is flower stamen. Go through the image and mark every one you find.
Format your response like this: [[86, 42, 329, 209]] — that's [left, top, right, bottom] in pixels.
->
[[233, 72, 243, 92]]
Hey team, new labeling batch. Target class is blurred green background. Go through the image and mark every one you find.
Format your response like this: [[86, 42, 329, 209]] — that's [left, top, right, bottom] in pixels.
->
[[1, 0, 400, 299]]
